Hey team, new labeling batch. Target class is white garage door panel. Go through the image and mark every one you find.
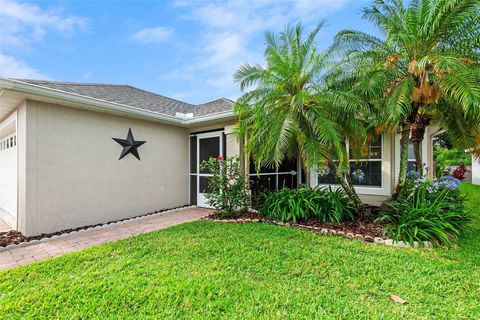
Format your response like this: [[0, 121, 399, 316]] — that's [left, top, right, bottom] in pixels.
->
[[0, 133, 17, 226]]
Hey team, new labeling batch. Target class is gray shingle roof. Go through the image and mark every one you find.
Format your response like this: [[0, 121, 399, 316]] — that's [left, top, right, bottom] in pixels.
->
[[12, 79, 234, 117]]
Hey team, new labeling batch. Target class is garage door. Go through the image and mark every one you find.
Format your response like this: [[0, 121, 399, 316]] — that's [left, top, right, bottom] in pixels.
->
[[0, 132, 17, 228]]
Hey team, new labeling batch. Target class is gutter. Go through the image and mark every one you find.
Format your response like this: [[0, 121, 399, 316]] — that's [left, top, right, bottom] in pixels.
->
[[0, 78, 235, 127]]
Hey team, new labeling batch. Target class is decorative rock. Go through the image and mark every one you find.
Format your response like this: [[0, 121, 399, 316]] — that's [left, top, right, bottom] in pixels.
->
[[336, 231, 345, 236], [373, 237, 384, 244], [355, 234, 365, 241], [423, 241, 433, 248], [329, 230, 338, 235], [320, 229, 329, 234], [413, 241, 420, 248], [363, 236, 374, 243], [346, 233, 354, 239], [385, 239, 394, 246], [394, 241, 406, 248]]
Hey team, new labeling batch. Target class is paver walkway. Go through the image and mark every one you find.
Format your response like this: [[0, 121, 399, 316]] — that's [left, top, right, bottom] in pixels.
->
[[0, 207, 211, 271]]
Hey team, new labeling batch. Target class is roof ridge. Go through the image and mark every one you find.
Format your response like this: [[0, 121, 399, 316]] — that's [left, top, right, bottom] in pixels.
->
[[196, 97, 235, 106], [11, 78, 129, 87]]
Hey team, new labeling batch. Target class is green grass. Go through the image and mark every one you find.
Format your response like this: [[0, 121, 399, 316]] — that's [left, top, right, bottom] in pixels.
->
[[1, 185, 479, 319]]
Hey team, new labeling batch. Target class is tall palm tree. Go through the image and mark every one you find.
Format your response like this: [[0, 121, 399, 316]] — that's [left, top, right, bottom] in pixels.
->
[[233, 22, 371, 213], [333, 0, 480, 197]]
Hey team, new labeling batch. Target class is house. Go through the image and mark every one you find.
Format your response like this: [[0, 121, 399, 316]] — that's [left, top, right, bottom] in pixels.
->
[[0, 78, 437, 236]]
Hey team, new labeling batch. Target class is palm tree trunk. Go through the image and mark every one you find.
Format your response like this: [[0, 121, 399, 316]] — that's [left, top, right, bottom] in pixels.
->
[[411, 114, 432, 175], [392, 122, 411, 199], [328, 160, 365, 215]]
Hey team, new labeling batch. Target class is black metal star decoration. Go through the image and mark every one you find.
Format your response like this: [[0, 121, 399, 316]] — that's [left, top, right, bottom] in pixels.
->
[[112, 128, 146, 160]]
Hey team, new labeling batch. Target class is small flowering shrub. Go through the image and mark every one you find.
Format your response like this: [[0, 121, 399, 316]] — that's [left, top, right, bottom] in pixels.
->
[[200, 156, 251, 218], [452, 163, 469, 180], [378, 173, 469, 246]]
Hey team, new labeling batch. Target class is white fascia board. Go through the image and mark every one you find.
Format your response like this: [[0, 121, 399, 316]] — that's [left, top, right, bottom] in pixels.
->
[[0, 78, 235, 127], [186, 111, 235, 124], [0, 78, 184, 125]]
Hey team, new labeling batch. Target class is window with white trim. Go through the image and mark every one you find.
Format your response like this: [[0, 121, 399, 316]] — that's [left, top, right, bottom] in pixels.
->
[[407, 142, 421, 172], [318, 135, 383, 187]]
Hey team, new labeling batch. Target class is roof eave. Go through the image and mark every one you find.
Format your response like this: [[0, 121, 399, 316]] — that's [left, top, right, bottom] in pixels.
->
[[0, 78, 235, 127]]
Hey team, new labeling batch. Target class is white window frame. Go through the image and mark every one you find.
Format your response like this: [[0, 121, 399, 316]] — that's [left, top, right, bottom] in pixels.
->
[[316, 135, 384, 189]]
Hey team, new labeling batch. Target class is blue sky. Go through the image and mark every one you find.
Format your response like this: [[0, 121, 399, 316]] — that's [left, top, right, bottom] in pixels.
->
[[0, 0, 378, 104]]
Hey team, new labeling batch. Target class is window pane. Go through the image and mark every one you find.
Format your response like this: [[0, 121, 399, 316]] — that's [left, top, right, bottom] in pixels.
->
[[190, 175, 197, 205], [278, 157, 297, 172], [278, 173, 297, 190], [350, 136, 382, 160], [318, 170, 338, 185], [249, 174, 277, 198], [407, 161, 417, 172], [199, 176, 211, 193], [370, 146, 381, 159], [199, 137, 220, 174], [370, 136, 381, 147], [190, 136, 197, 174], [249, 159, 276, 174], [350, 161, 382, 187], [408, 142, 415, 159]]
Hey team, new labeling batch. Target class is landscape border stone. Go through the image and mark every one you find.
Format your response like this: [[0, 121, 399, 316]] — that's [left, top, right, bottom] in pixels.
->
[[206, 217, 433, 249]]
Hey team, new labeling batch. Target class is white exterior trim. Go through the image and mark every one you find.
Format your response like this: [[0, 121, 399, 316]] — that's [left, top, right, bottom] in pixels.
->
[[0, 78, 234, 127]]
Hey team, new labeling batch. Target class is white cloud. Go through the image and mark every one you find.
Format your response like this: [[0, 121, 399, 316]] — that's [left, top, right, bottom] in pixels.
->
[[0, 54, 50, 79], [165, 0, 352, 102], [131, 27, 173, 44], [0, 0, 87, 49], [0, 0, 86, 80]]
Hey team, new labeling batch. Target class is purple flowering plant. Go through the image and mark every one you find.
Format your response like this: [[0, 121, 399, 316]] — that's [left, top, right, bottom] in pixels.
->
[[378, 171, 469, 246]]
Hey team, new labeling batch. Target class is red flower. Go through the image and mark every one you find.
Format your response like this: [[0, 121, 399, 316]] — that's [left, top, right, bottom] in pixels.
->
[[216, 156, 223, 161]]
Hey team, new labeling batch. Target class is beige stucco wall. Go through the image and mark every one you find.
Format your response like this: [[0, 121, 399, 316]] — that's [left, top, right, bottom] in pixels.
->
[[20, 100, 189, 236]]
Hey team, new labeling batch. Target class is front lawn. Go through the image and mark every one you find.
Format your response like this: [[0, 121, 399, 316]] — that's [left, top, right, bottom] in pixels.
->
[[1, 185, 479, 319]]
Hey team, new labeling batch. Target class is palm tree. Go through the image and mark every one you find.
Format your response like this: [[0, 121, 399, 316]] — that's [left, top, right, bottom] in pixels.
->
[[233, 23, 371, 213], [333, 0, 480, 197]]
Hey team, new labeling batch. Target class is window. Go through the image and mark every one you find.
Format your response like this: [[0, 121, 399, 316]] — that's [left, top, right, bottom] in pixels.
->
[[318, 136, 383, 187], [249, 157, 304, 201], [407, 142, 421, 172], [349, 136, 382, 187]]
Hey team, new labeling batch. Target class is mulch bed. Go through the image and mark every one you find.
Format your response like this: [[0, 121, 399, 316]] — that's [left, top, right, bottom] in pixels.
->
[[206, 205, 388, 239], [0, 225, 102, 248]]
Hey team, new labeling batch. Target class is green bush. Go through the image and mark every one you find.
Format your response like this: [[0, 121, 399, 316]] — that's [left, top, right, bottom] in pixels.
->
[[259, 187, 354, 223], [378, 174, 470, 247], [200, 156, 251, 218], [434, 146, 471, 177]]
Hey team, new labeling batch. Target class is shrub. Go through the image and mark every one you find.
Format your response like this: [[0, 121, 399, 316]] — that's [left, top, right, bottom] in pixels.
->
[[452, 163, 469, 180], [434, 146, 471, 178], [259, 187, 354, 223], [378, 174, 469, 246], [200, 156, 251, 218]]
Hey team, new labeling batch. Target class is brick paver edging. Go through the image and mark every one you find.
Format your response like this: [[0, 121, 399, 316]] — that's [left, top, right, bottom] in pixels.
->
[[0, 205, 196, 253], [206, 218, 433, 249]]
